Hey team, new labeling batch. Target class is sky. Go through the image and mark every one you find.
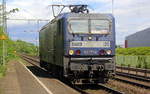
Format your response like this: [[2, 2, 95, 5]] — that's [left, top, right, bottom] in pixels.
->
[[1, 0, 150, 45]]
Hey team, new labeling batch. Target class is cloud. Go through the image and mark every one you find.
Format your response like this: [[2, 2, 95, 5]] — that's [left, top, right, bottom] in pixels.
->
[[6, 0, 150, 45], [7, 0, 52, 20], [6, 0, 113, 26], [112, 0, 150, 44]]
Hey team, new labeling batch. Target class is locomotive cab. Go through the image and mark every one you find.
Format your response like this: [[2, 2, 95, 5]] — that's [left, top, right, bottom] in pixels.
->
[[39, 5, 115, 84], [63, 13, 115, 83]]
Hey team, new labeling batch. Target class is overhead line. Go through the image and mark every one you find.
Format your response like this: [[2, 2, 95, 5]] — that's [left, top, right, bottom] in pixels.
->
[[7, 18, 50, 21]]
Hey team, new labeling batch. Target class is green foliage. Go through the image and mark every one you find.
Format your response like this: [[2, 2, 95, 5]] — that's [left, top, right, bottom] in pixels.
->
[[0, 27, 5, 77], [116, 47, 150, 55], [13, 40, 37, 56], [0, 65, 6, 77], [9, 8, 19, 13], [116, 56, 150, 69], [4, 39, 37, 61], [0, 26, 37, 77]]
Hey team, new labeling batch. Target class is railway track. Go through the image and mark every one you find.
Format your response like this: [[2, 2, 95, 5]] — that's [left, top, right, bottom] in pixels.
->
[[115, 66, 150, 89], [20, 54, 124, 94], [116, 71, 150, 82], [93, 84, 124, 94], [113, 76, 150, 89], [74, 84, 124, 94], [116, 66, 150, 80]]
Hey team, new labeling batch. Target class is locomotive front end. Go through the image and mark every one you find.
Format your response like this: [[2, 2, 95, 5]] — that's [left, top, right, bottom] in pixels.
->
[[64, 14, 115, 83]]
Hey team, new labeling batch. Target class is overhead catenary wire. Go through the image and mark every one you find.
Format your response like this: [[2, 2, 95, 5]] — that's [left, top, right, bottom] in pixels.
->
[[7, 18, 50, 21], [7, 18, 50, 56], [1, 0, 6, 65]]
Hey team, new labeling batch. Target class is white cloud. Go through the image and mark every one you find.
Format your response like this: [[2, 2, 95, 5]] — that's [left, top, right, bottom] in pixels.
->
[[6, 0, 53, 27], [5, 0, 150, 45], [112, 0, 150, 44]]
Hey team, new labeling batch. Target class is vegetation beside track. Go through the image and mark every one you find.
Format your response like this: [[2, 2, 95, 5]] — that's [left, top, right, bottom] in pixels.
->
[[116, 56, 150, 69], [0, 65, 6, 77], [116, 47, 150, 55], [0, 27, 7, 77], [116, 47, 150, 69], [0, 27, 37, 77]]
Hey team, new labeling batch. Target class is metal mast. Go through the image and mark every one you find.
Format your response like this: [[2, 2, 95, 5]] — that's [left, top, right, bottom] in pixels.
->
[[2, 0, 6, 33], [2, 0, 6, 65], [112, 0, 114, 15]]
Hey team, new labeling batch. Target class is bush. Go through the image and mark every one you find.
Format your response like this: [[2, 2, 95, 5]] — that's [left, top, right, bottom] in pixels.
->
[[13, 40, 37, 56], [116, 47, 150, 55], [116, 56, 150, 69], [0, 65, 6, 77], [0, 26, 37, 77]]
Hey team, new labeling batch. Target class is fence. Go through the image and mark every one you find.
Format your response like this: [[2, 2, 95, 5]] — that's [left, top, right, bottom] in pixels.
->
[[116, 65, 150, 77], [116, 56, 150, 69]]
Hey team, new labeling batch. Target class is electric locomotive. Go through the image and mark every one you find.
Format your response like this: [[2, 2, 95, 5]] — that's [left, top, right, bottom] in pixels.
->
[[39, 5, 115, 84]]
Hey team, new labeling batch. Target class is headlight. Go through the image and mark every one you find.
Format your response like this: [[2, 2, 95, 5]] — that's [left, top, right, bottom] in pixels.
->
[[69, 50, 74, 55], [106, 50, 112, 55]]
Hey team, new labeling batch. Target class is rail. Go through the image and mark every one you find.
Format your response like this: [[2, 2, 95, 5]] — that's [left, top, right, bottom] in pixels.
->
[[74, 84, 124, 94], [114, 77, 150, 89], [116, 66, 150, 73], [20, 54, 124, 94], [97, 84, 124, 94], [116, 72, 150, 82], [116, 65, 150, 78]]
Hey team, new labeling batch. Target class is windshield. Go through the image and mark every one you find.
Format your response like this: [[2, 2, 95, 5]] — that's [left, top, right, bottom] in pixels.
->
[[68, 20, 110, 34], [68, 20, 88, 33], [91, 20, 110, 34]]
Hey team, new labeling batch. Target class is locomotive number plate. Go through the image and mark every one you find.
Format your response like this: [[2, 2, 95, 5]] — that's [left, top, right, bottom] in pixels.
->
[[70, 41, 110, 48]]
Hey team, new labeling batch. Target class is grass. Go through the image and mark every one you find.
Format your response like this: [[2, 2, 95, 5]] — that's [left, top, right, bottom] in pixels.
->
[[116, 47, 150, 55], [0, 65, 6, 78], [0, 26, 37, 78]]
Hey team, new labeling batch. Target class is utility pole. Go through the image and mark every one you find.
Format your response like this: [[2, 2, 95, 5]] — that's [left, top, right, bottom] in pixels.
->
[[2, 0, 6, 65], [1, 0, 18, 65], [36, 20, 40, 56], [112, 0, 114, 15]]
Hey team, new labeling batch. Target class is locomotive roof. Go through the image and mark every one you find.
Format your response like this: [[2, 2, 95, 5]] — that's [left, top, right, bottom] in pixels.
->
[[54, 13, 114, 21], [41, 13, 114, 31]]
